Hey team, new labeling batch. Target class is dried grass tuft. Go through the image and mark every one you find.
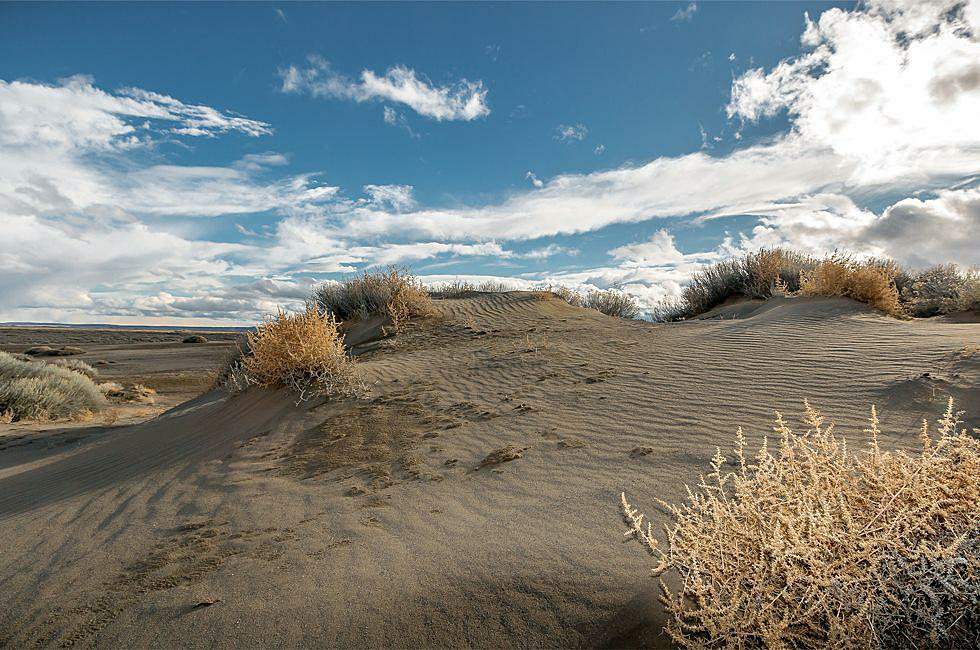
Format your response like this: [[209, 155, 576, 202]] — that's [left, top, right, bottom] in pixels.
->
[[310, 267, 435, 330], [242, 308, 358, 401], [621, 399, 979, 648], [799, 254, 904, 316]]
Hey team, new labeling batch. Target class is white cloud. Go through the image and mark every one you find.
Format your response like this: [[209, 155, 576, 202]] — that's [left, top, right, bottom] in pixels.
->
[[727, 0, 980, 183], [362, 184, 416, 211], [525, 171, 544, 188], [0, 76, 271, 152], [594, 144, 606, 155], [554, 123, 588, 142], [671, 2, 698, 23], [280, 55, 490, 121], [382, 105, 419, 137]]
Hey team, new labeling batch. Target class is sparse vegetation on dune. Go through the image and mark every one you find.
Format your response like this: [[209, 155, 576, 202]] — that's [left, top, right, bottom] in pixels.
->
[[580, 288, 641, 319], [427, 278, 640, 319], [0, 350, 106, 421], [549, 285, 640, 319], [310, 266, 435, 330], [241, 308, 357, 401], [621, 399, 979, 648], [654, 248, 978, 321], [799, 254, 904, 317], [901, 264, 980, 317], [429, 279, 517, 298]]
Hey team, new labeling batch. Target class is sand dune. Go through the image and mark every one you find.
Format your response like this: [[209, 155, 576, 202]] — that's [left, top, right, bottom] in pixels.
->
[[0, 293, 976, 647]]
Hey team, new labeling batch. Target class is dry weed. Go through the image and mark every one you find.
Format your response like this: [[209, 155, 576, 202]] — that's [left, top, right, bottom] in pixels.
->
[[621, 399, 979, 648], [310, 267, 434, 330], [799, 254, 904, 316], [242, 308, 358, 401]]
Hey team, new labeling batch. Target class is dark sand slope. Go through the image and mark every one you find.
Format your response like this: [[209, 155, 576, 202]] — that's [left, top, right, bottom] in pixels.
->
[[0, 293, 977, 648]]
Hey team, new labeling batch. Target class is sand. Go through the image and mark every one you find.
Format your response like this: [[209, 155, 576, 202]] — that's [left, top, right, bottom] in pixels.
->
[[0, 294, 977, 647]]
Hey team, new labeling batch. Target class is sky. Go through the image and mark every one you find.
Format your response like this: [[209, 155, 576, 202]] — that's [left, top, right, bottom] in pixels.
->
[[1, 0, 978, 325]]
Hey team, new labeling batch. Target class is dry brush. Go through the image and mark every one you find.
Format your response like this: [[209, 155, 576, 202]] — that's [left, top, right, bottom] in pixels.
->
[[621, 399, 979, 648]]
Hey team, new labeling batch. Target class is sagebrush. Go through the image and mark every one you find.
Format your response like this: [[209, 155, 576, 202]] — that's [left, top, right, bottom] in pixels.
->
[[551, 286, 640, 319], [0, 350, 105, 421], [310, 267, 434, 330], [621, 399, 979, 648], [653, 248, 978, 321], [242, 308, 357, 401], [48, 358, 99, 380], [429, 279, 516, 298]]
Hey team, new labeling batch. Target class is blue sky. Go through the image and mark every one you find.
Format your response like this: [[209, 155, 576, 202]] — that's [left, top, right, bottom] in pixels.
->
[[1, 1, 978, 324]]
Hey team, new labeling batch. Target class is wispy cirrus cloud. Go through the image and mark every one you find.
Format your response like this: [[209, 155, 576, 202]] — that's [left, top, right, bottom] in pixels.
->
[[554, 123, 588, 142], [279, 55, 490, 121]]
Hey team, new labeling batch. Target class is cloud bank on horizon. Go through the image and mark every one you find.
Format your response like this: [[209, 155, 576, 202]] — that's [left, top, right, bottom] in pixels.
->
[[1, 0, 978, 324]]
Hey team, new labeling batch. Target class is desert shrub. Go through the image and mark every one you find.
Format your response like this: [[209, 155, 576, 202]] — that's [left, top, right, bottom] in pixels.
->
[[242, 308, 357, 401], [475, 280, 515, 293], [582, 289, 640, 319], [740, 248, 818, 297], [48, 358, 98, 380], [800, 254, 904, 316], [429, 279, 476, 299], [0, 350, 105, 421], [678, 248, 819, 319], [649, 296, 689, 323], [901, 264, 979, 317], [430, 279, 516, 298], [621, 399, 979, 648], [548, 285, 583, 307], [24, 345, 85, 357], [99, 381, 156, 403], [962, 269, 980, 311], [310, 267, 435, 330], [182, 334, 208, 344]]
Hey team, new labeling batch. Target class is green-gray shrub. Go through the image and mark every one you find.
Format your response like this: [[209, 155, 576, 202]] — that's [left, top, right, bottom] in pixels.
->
[[0, 351, 105, 421], [48, 358, 99, 380]]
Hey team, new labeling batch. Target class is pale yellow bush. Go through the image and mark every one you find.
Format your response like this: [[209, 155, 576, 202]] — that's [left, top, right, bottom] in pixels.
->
[[622, 399, 979, 648], [242, 308, 357, 401], [799, 255, 904, 316]]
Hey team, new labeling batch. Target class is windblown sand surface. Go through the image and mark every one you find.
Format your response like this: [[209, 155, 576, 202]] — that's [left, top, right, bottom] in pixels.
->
[[0, 294, 977, 647]]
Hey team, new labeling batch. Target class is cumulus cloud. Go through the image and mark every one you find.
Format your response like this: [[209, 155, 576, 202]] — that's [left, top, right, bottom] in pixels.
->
[[280, 55, 490, 121], [525, 171, 544, 188], [554, 123, 588, 142], [727, 0, 980, 183]]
